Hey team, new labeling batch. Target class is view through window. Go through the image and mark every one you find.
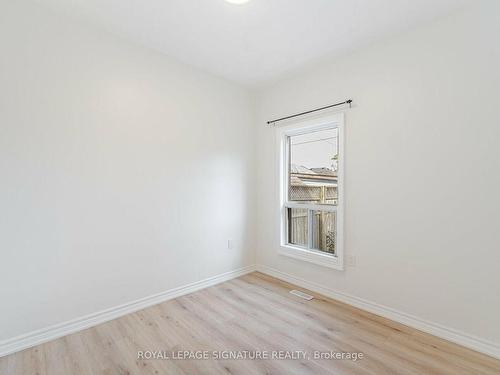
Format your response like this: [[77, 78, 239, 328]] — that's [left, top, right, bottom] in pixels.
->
[[286, 127, 338, 255]]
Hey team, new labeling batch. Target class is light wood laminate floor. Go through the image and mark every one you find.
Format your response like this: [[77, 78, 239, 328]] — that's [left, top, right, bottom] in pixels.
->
[[1, 272, 499, 374]]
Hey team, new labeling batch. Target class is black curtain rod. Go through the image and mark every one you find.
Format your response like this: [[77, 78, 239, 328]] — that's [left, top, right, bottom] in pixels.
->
[[267, 99, 352, 125]]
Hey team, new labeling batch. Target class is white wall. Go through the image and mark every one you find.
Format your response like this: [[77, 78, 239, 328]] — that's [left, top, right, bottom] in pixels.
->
[[0, 1, 255, 341], [255, 1, 500, 346]]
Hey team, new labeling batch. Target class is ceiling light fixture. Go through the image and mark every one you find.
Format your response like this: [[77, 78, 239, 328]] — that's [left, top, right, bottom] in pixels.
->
[[225, 0, 251, 4]]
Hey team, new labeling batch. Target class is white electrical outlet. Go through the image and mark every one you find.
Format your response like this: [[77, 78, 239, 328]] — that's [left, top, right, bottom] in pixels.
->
[[227, 239, 234, 249], [346, 255, 357, 267]]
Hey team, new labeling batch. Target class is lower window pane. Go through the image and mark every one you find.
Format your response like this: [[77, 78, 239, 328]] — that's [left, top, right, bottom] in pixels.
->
[[287, 208, 308, 247], [312, 210, 336, 255]]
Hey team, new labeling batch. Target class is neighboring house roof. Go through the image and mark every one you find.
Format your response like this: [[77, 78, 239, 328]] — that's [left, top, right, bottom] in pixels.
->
[[290, 164, 337, 187], [290, 164, 316, 175], [310, 167, 336, 176]]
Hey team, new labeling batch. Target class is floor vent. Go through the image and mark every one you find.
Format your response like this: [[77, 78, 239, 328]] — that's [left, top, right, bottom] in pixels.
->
[[289, 289, 314, 300]]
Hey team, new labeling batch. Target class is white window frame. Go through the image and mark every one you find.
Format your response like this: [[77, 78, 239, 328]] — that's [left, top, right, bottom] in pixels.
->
[[277, 113, 344, 270]]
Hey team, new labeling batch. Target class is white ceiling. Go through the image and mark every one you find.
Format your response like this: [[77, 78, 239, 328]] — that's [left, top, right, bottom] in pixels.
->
[[38, 0, 470, 87]]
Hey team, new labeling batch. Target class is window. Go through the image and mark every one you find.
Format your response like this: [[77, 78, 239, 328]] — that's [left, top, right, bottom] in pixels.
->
[[277, 114, 344, 270]]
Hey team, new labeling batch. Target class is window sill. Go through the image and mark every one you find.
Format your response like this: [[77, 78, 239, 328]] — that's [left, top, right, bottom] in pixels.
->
[[279, 245, 344, 270]]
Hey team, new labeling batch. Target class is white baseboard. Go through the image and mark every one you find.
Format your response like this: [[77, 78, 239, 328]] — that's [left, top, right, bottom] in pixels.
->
[[3, 264, 499, 360], [0, 265, 256, 358], [256, 264, 500, 359]]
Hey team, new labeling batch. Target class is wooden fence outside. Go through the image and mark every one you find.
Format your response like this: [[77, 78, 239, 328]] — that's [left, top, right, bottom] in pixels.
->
[[288, 209, 336, 254]]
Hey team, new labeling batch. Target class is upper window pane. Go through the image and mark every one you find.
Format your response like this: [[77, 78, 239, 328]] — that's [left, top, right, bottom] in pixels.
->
[[288, 128, 338, 205]]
